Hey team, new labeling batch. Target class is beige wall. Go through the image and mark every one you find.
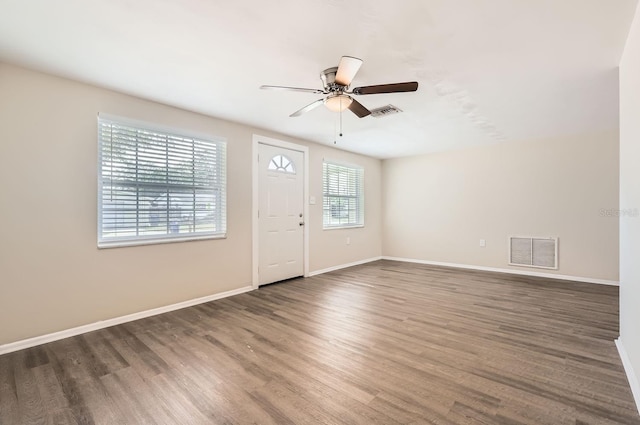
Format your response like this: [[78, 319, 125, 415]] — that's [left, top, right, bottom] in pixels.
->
[[0, 63, 381, 346], [620, 0, 640, 403], [382, 132, 619, 281]]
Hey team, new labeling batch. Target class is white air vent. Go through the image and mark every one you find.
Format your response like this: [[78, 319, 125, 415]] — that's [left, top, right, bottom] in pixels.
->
[[370, 104, 403, 117], [509, 236, 558, 269]]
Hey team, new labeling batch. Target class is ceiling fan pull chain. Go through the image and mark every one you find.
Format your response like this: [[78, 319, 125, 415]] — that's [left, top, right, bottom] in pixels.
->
[[340, 95, 342, 136]]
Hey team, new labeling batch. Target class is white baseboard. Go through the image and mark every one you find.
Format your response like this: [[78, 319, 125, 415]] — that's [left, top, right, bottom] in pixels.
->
[[616, 338, 640, 415], [0, 285, 254, 355], [381, 256, 619, 286], [308, 256, 382, 277]]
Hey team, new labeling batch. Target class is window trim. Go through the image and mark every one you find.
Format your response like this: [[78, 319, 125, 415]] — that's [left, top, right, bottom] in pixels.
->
[[322, 160, 364, 230], [97, 113, 227, 248]]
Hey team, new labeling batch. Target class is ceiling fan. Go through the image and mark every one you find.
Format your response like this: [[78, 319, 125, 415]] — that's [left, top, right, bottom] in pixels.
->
[[260, 56, 419, 118]]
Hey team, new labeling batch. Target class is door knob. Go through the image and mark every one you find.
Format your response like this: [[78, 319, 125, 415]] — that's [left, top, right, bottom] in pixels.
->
[[299, 222, 305, 226]]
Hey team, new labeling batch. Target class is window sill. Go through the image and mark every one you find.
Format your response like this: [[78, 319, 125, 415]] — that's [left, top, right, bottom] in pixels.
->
[[322, 225, 364, 231], [98, 233, 226, 249]]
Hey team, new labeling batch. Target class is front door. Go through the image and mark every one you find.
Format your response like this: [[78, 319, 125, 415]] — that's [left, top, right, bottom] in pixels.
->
[[258, 143, 304, 285]]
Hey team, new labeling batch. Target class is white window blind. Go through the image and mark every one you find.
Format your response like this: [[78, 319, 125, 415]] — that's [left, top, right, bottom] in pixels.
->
[[323, 161, 364, 228], [97, 115, 226, 247]]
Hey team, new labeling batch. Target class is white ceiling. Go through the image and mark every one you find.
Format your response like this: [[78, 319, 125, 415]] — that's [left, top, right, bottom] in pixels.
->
[[0, 0, 636, 158]]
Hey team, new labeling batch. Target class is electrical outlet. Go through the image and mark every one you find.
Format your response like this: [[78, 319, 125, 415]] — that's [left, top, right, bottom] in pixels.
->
[[346, 237, 351, 245], [479, 239, 486, 247]]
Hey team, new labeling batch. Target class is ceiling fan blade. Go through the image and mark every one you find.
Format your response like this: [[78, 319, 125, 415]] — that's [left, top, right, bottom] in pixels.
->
[[261, 85, 325, 94], [348, 98, 371, 118], [335, 56, 363, 86], [351, 81, 419, 95], [290, 98, 325, 117]]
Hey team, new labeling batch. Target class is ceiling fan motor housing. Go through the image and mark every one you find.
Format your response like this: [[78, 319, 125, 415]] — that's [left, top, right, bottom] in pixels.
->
[[320, 67, 346, 92]]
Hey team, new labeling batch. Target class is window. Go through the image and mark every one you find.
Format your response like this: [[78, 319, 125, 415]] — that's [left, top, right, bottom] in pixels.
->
[[267, 154, 296, 173], [97, 115, 226, 247], [323, 161, 364, 228]]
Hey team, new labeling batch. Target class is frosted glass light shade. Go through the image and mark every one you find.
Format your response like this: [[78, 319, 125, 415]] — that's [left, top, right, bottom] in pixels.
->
[[324, 94, 353, 112]]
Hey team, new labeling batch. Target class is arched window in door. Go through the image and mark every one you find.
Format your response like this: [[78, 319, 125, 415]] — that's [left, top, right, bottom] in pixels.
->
[[268, 154, 296, 173]]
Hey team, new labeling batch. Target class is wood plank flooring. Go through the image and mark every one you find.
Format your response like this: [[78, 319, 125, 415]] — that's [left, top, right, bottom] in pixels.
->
[[1, 260, 639, 424]]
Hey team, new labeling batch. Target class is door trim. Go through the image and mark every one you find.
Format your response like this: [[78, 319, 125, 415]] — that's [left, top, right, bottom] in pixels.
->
[[252, 134, 310, 289]]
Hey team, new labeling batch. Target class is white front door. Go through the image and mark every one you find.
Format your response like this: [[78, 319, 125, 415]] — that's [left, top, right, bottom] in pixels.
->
[[258, 143, 304, 285]]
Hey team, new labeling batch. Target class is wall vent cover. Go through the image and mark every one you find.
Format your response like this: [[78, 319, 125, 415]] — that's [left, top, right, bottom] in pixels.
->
[[370, 104, 403, 117], [509, 236, 558, 269]]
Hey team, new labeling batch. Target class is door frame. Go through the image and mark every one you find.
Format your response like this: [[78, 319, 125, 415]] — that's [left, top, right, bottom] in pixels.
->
[[252, 134, 310, 289]]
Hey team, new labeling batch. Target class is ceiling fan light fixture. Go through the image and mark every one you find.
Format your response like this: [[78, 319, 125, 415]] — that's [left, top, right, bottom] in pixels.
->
[[324, 94, 353, 112]]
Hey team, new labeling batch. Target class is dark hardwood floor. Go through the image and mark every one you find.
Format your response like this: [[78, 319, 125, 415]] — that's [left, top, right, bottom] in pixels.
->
[[1, 260, 639, 424]]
